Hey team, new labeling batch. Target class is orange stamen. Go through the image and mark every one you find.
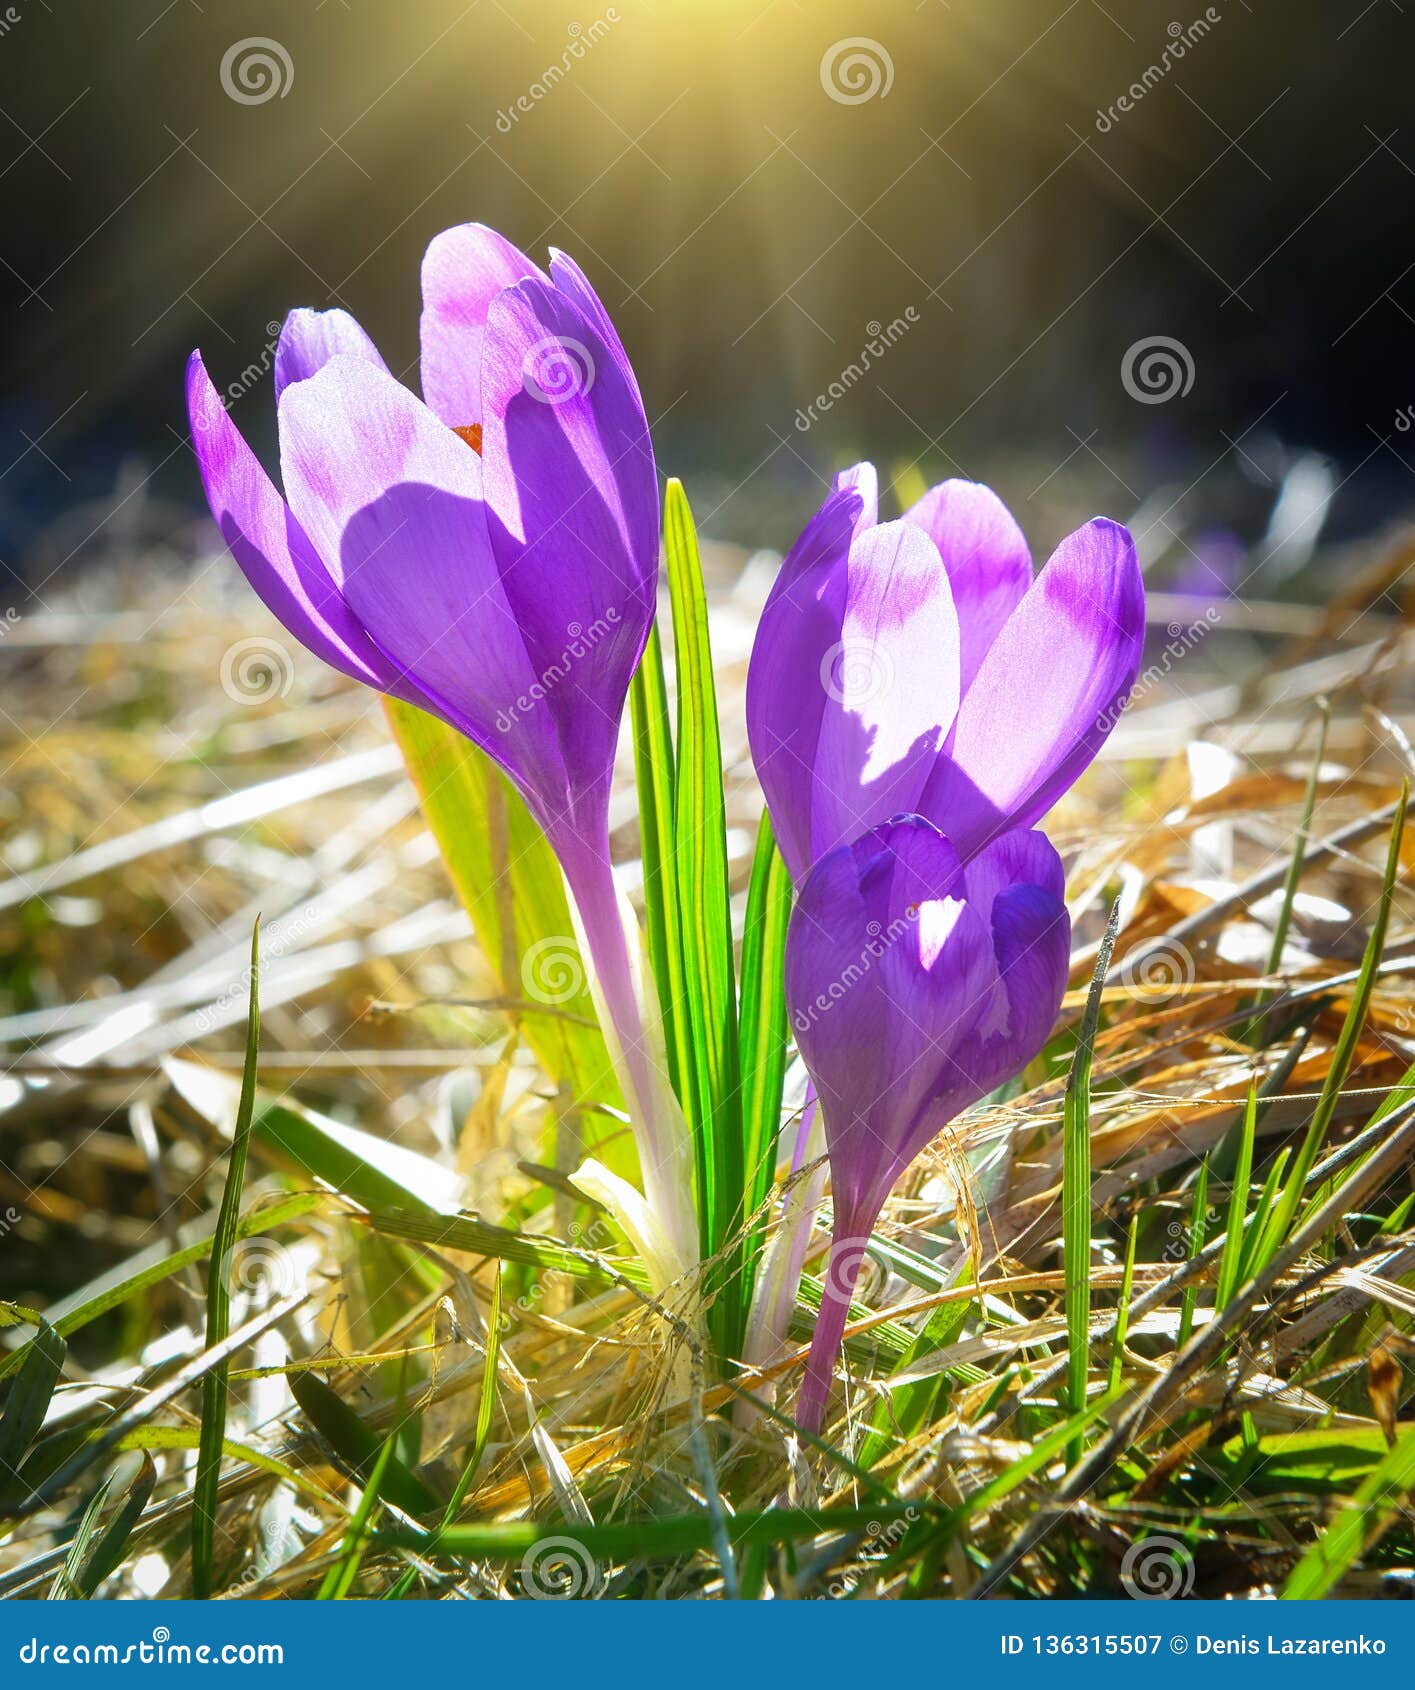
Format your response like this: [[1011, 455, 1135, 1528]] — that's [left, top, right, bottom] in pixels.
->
[[452, 423, 483, 455]]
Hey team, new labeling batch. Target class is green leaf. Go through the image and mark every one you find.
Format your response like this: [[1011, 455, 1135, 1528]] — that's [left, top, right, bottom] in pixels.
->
[[1065, 898, 1119, 1448], [288, 1372, 440, 1519], [0, 1319, 65, 1485], [0, 1194, 319, 1387], [1215, 1083, 1257, 1308], [383, 697, 626, 1170], [193, 918, 262, 1599], [663, 479, 743, 1363], [1257, 783, 1407, 1262], [736, 814, 792, 1285], [319, 1434, 397, 1600], [58, 1455, 156, 1599], [1282, 1428, 1415, 1597], [629, 623, 689, 1104]]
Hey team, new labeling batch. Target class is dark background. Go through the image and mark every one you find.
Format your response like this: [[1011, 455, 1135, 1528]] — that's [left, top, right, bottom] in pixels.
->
[[2, 0, 1413, 579]]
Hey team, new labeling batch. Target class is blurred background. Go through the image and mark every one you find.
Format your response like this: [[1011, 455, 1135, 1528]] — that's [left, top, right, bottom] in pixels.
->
[[2, 0, 1414, 579]]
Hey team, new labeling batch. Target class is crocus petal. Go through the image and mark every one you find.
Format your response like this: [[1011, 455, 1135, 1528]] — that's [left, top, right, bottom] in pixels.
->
[[478, 276, 659, 820], [276, 354, 557, 804], [902, 479, 1031, 694], [919, 517, 1144, 859], [748, 507, 961, 883], [186, 351, 428, 705], [418, 223, 545, 426], [746, 485, 861, 884], [833, 460, 878, 534], [547, 248, 638, 394], [274, 308, 387, 404]]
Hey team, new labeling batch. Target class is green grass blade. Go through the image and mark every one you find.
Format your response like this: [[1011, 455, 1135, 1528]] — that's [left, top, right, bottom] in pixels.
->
[[1281, 1428, 1415, 1598], [0, 1195, 318, 1387], [59, 1455, 156, 1599], [192, 918, 261, 1599], [0, 1319, 66, 1484], [443, 1265, 502, 1524], [319, 1434, 397, 1600], [629, 623, 690, 1103], [736, 814, 792, 1284], [1237, 1147, 1290, 1285], [1242, 701, 1329, 1042], [1257, 782, 1406, 1263], [1065, 898, 1120, 1446], [288, 1372, 439, 1519], [1177, 1156, 1210, 1349], [1216, 1083, 1258, 1308], [1107, 1212, 1141, 1393], [663, 478, 743, 1362]]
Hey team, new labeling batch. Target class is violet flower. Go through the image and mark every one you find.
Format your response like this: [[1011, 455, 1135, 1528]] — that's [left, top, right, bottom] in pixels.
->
[[747, 465, 1145, 883], [784, 816, 1069, 1433], [186, 223, 695, 1279]]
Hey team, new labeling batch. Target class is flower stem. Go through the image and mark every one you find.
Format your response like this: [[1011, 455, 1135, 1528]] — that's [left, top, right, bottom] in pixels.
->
[[556, 826, 697, 1279], [796, 1200, 880, 1436]]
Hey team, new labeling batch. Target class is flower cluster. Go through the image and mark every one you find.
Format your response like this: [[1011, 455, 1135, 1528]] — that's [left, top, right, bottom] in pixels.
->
[[188, 222, 1145, 1433]]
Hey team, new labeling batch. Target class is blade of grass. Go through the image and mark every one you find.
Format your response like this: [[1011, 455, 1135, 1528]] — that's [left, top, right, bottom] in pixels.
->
[[1256, 782, 1406, 1265], [1107, 1212, 1141, 1393], [442, 1265, 501, 1524], [1281, 1428, 1415, 1598], [1215, 1083, 1258, 1308], [0, 1320, 65, 1488], [57, 1455, 156, 1599], [1065, 898, 1120, 1453], [287, 1372, 439, 1519], [1177, 1156, 1210, 1349], [192, 917, 261, 1599], [1240, 699, 1329, 1042], [318, 1434, 398, 1600], [663, 478, 743, 1364], [737, 815, 792, 1290], [629, 624, 689, 1106]]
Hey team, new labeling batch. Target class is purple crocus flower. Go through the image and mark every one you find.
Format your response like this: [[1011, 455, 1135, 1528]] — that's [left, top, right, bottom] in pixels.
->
[[186, 224, 695, 1274], [784, 816, 1069, 1433], [747, 465, 1145, 884]]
